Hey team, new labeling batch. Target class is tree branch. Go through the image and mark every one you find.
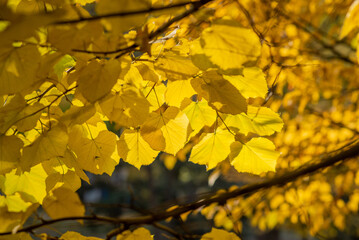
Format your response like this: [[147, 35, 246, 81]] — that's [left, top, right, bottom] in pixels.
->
[[71, 0, 212, 57], [54, 1, 203, 25]]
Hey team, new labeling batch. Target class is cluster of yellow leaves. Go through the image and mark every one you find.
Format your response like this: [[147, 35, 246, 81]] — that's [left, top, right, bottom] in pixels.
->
[[199, 0, 359, 237], [0, 0, 283, 237]]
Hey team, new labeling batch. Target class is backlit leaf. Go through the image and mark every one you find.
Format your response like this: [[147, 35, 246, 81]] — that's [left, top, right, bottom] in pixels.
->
[[68, 127, 118, 175], [20, 125, 69, 171], [77, 59, 121, 103], [225, 106, 283, 136], [230, 138, 279, 175], [190, 129, 235, 170], [191, 70, 247, 114], [183, 99, 217, 133], [165, 79, 196, 107], [0, 135, 23, 174], [201, 21, 261, 70], [223, 67, 267, 99], [118, 129, 159, 169], [100, 87, 150, 127], [2, 164, 48, 203]]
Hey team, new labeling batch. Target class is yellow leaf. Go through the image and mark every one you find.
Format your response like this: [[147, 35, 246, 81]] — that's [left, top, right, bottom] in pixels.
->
[[68, 128, 118, 175], [0, 135, 23, 174], [117, 129, 159, 169], [116, 227, 153, 240], [135, 62, 159, 82], [141, 81, 166, 110], [201, 21, 261, 70], [161, 108, 190, 155], [225, 106, 283, 136], [190, 38, 216, 71], [155, 52, 199, 81], [0, 45, 42, 95], [42, 187, 84, 219], [48, 22, 103, 54], [183, 99, 217, 133], [77, 59, 121, 103], [189, 129, 235, 170], [0, 9, 64, 46], [60, 149, 90, 183], [0, 193, 32, 212], [0, 94, 44, 134], [2, 164, 48, 203], [46, 170, 82, 192], [223, 68, 267, 99], [230, 138, 279, 175], [141, 107, 189, 155], [191, 70, 247, 114], [20, 125, 69, 171], [61, 231, 103, 240], [100, 87, 150, 127], [201, 228, 241, 240], [340, 0, 359, 38], [165, 79, 196, 107]]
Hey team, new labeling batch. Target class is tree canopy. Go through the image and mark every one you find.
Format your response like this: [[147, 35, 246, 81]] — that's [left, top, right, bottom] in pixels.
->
[[0, 0, 359, 239]]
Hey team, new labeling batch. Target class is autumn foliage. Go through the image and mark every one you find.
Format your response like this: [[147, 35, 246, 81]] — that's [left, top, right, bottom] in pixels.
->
[[0, 0, 359, 239]]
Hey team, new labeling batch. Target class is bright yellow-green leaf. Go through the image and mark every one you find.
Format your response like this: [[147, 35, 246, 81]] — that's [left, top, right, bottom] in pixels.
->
[[42, 187, 84, 219], [201, 228, 241, 240], [0, 135, 23, 174], [61, 231, 103, 240], [340, 0, 359, 38], [116, 227, 153, 240], [225, 106, 283, 136], [100, 87, 150, 127], [190, 129, 235, 170], [0, 193, 32, 212], [20, 125, 69, 171], [223, 67, 267, 99], [201, 21, 261, 70], [77, 59, 121, 103], [68, 128, 118, 175], [0, 45, 42, 95], [165, 79, 196, 107], [141, 107, 189, 155], [2, 164, 48, 203], [155, 52, 199, 81], [183, 99, 217, 132], [118, 129, 160, 169], [230, 138, 279, 175], [191, 70, 247, 114]]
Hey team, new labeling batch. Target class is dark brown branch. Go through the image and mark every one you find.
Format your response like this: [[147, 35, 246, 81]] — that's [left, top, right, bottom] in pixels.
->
[[3, 140, 359, 236], [72, 0, 213, 57], [54, 1, 202, 25]]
